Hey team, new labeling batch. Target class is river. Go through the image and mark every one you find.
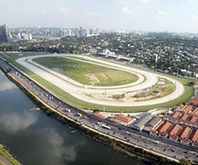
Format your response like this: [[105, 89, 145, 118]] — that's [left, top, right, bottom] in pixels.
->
[[0, 70, 146, 165]]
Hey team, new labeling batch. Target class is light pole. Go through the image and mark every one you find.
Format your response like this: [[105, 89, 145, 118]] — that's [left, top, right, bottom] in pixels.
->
[[177, 66, 178, 77], [155, 54, 158, 71]]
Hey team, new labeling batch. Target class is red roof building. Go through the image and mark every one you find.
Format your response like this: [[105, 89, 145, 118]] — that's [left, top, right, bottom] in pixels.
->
[[93, 112, 106, 119], [189, 115, 197, 123], [191, 98, 198, 106], [151, 121, 164, 133], [171, 111, 181, 119], [179, 126, 192, 140], [168, 124, 182, 139], [111, 114, 134, 126], [158, 121, 172, 137], [189, 129, 198, 144], [180, 114, 188, 121]]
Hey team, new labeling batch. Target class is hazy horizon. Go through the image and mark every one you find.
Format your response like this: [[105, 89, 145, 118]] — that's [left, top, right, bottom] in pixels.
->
[[1, 0, 198, 33]]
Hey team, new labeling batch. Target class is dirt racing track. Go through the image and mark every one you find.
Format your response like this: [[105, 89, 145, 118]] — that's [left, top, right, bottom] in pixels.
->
[[16, 54, 185, 107]]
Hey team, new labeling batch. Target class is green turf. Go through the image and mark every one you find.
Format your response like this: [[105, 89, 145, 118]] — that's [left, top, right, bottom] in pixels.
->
[[33, 56, 138, 86], [0, 52, 195, 112]]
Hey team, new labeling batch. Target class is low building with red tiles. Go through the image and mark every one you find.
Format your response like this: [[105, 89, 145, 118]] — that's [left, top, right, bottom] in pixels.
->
[[180, 113, 189, 121], [93, 112, 106, 119], [168, 124, 182, 141], [111, 114, 135, 126], [158, 121, 172, 138], [191, 98, 198, 106], [178, 126, 192, 145], [171, 111, 182, 119], [189, 129, 198, 146]]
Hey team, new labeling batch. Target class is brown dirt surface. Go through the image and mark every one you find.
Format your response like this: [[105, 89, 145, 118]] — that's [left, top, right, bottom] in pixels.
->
[[85, 73, 100, 85]]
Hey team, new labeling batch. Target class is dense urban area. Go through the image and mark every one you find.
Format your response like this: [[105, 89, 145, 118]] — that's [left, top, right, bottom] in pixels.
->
[[1, 24, 198, 79]]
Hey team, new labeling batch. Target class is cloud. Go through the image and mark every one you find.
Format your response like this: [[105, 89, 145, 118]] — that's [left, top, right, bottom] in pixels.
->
[[0, 72, 16, 91], [190, 14, 198, 21], [59, 6, 72, 16], [0, 80, 15, 91], [0, 111, 38, 133], [115, 0, 149, 4], [140, 0, 149, 3], [115, 0, 129, 5], [187, 0, 198, 2], [23, 128, 85, 164], [152, 10, 166, 16], [157, 10, 166, 15], [123, 5, 132, 14]]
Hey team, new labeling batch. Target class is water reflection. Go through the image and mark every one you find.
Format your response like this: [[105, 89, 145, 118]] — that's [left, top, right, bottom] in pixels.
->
[[0, 111, 38, 133], [10, 127, 83, 165], [0, 72, 16, 91], [0, 70, 144, 165]]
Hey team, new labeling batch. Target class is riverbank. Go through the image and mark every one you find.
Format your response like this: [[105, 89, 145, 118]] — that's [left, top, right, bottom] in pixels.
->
[[0, 145, 21, 165], [0, 63, 182, 165]]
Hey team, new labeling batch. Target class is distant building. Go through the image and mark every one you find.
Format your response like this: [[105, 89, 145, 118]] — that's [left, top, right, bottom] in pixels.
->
[[0, 24, 9, 42], [21, 33, 32, 40]]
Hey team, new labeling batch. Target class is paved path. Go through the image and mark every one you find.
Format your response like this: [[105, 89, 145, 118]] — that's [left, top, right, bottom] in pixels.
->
[[16, 54, 185, 107], [0, 155, 12, 165]]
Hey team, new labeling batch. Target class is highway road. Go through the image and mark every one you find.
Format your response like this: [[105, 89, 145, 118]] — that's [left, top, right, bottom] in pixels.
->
[[16, 54, 185, 107]]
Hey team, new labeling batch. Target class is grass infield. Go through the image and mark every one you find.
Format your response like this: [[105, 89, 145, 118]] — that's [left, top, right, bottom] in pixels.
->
[[33, 56, 138, 86]]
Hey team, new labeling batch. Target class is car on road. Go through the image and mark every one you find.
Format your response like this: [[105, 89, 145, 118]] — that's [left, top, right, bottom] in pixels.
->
[[171, 148, 176, 152], [153, 140, 159, 144]]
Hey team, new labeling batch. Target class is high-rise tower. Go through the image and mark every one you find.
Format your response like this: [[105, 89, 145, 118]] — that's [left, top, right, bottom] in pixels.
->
[[0, 24, 9, 42]]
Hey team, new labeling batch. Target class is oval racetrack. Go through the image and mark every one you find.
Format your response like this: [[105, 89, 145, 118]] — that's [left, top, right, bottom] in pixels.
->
[[16, 54, 185, 107]]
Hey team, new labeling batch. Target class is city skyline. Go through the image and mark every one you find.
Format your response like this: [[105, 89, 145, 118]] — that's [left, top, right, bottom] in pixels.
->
[[1, 0, 198, 33]]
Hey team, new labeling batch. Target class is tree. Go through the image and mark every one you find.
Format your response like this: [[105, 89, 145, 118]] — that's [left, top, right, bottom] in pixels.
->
[[179, 158, 190, 165], [188, 81, 195, 86]]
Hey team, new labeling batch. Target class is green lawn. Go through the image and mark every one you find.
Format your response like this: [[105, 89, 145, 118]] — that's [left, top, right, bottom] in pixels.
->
[[0, 145, 20, 165], [0, 53, 195, 112], [33, 56, 138, 86]]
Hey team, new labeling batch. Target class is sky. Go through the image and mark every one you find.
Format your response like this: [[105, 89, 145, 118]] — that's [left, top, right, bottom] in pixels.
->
[[1, 0, 198, 33]]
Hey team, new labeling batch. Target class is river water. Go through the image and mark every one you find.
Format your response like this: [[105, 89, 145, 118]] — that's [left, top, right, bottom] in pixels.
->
[[0, 70, 145, 165]]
